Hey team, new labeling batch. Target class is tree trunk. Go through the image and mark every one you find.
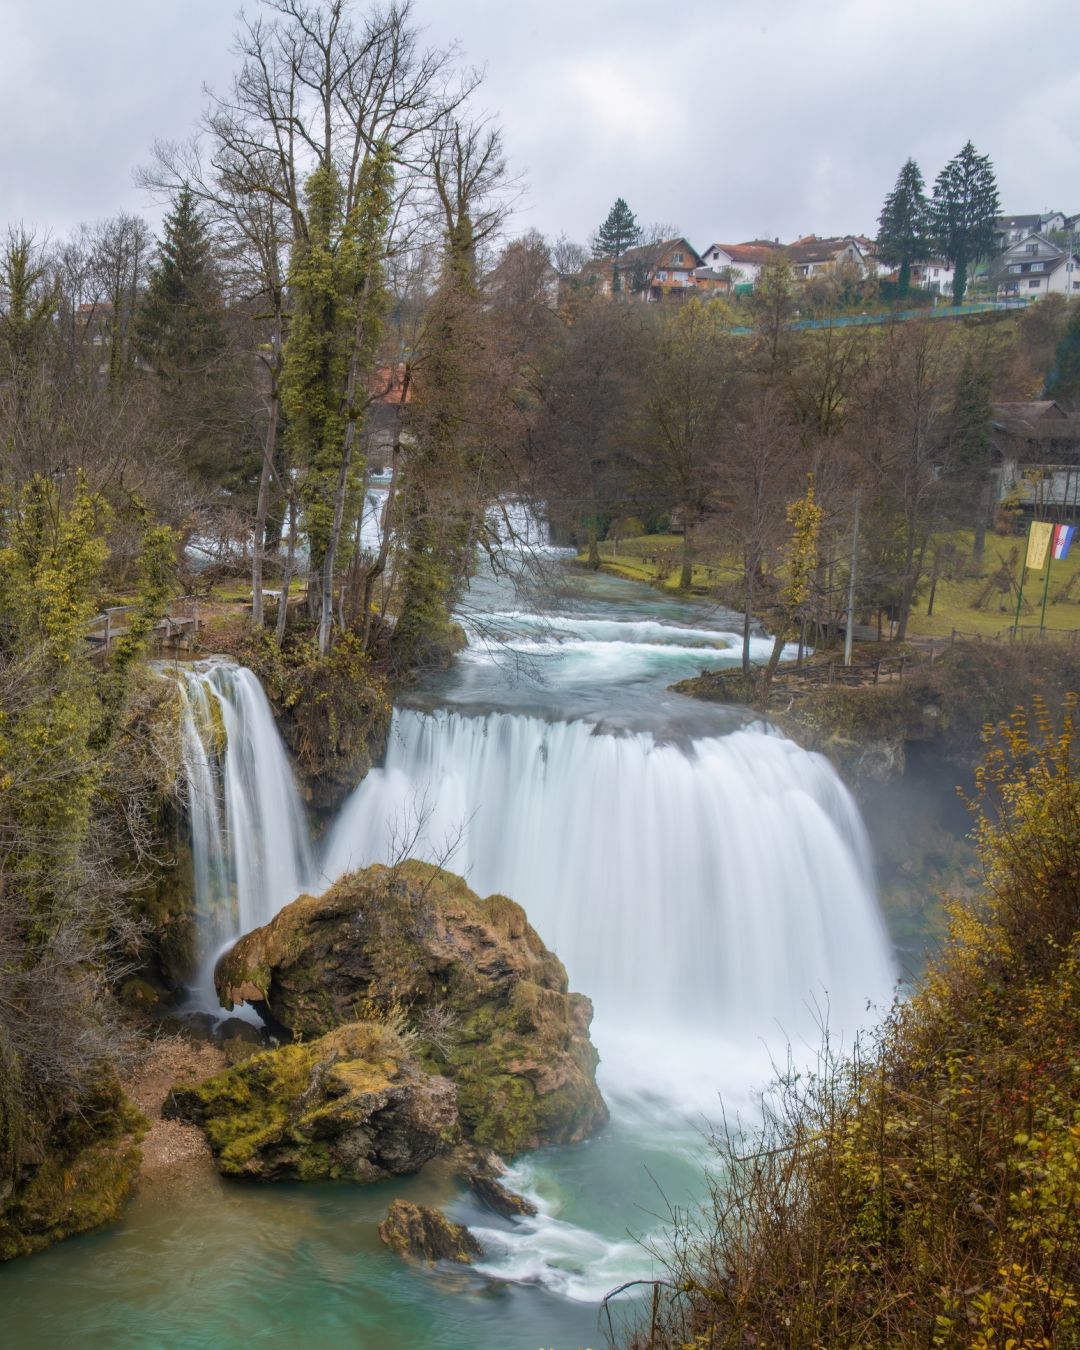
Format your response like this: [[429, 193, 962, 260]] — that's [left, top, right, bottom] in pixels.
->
[[276, 491, 298, 647], [953, 256, 968, 307], [360, 372, 408, 650], [972, 477, 992, 568], [898, 258, 910, 297], [251, 383, 280, 629], [757, 631, 788, 709], [679, 518, 693, 591], [587, 519, 600, 570], [742, 561, 754, 675]]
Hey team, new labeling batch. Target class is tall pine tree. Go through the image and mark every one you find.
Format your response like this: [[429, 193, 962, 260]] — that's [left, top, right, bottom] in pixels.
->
[[594, 198, 641, 293], [877, 158, 929, 297], [137, 189, 225, 386], [929, 141, 1000, 306]]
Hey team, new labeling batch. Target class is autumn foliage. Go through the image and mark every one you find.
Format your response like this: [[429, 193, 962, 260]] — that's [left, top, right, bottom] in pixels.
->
[[632, 698, 1080, 1349]]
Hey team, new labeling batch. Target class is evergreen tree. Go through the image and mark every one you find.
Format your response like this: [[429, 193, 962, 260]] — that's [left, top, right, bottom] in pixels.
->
[[876, 158, 929, 297], [593, 198, 642, 259], [943, 353, 995, 563], [929, 141, 1000, 306], [1044, 304, 1080, 407], [137, 189, 225, 384]]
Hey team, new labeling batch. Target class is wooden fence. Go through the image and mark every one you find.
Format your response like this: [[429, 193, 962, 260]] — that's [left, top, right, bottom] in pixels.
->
[[86, 596, 201, 655]]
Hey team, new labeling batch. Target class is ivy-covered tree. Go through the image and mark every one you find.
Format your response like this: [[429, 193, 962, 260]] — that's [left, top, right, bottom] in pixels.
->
[[281, 146, 394, 656], [877, 158, 929, 297], [929, 141, 1000, 306]]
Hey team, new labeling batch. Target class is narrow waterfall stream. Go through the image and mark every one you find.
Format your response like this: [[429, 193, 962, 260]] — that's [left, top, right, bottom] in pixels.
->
[[177, 663, 316, 1007], [2, 532, 898, 1349]]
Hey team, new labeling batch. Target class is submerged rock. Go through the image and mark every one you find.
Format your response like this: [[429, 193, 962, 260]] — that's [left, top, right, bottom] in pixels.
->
[[216, 861, 608, 1156], [378, 1199, 481, 1264], [164, 1021, 459, 1182], [469, 1173, 537, 1220]]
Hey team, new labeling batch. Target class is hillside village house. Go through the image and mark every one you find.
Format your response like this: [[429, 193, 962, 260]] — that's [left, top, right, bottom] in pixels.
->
[[786, 236, 868, 278], [698, 240, 780, 290], [992, 401, 1080, 520], [990, 234, 1080, 299], [909, 259, 955, 294], [993, 212, 1067, 250], [596, 238, 704, 300]]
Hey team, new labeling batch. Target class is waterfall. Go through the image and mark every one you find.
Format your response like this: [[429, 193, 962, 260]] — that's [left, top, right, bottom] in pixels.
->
[[177, 662, 316, 1008], [323, 708, 896, 1103]]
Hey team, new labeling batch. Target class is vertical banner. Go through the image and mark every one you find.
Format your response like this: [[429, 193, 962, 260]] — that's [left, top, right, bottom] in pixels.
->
[[1026, 521, 1053, 571], [1051, 524, 1075, 561]]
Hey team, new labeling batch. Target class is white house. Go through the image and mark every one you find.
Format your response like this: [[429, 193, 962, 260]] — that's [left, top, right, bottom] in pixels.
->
[[697, 240, 780, 288], [991, 234, 1080, 299], [909, 259, 955, 295], [993, 212, 1067, 250]]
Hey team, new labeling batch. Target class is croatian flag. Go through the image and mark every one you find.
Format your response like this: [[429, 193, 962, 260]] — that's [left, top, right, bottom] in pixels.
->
[[1052, 524, 1076, 561]]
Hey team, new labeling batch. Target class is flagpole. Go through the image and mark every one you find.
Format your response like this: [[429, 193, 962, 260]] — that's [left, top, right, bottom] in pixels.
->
[[1013, 520, 1032, 637], [1039, 541, 1054, 634]]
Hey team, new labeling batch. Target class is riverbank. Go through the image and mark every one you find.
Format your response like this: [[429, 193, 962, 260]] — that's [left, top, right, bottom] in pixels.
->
[[581, 526, 1080, 641]]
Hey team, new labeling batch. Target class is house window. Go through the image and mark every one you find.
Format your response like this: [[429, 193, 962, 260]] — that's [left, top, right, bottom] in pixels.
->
[[672, 252, 684, 264], [1029, 279, 1042, 288], [1026, 243, 1038, 253], [658, 271, 667, 281], [1031, 262, 1044, 272], [1009, 265, 1021, 273]]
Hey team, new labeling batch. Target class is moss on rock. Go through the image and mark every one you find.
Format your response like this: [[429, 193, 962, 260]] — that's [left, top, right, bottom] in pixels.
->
[[235, 631, 392, 821], [216, 862, 608, 1156], [165, 1020, 459, 1182], [378, 1199, 481, 1263], [0, 1069, 145, 1262]]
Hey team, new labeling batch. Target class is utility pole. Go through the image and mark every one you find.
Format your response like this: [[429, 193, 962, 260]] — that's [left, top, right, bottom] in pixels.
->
[[844, 490, 860, 667], [1013, 520, 1033, 637]]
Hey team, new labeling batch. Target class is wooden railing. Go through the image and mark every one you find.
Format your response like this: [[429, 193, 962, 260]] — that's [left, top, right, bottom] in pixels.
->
[[86, 596, 201, 653]]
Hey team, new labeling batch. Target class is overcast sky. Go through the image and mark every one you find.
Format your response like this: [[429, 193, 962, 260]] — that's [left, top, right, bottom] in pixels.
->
[[2, 0, 1078, 253]]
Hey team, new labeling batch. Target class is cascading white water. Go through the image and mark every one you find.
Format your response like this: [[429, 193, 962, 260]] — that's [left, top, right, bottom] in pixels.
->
[[177, 662, 316, 1007], [323, 707, 896, 1104]]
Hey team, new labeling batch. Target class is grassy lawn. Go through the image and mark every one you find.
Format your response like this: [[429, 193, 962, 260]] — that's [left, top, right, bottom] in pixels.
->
[[580, 528, 1080, 640], [905, 530, 1080, 640], [581, 534, 742, 592]]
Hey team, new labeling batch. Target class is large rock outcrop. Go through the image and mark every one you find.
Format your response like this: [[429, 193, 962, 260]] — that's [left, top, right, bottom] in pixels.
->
[[0, 1066, 145, 1262], [164, 1020, 458, 1182], [216, 861, 608, 1156]]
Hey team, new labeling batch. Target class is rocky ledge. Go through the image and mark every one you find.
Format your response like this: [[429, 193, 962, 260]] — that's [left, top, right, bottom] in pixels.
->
[[215, 861, 608, 1157], [164, 1021, 458, 1182]]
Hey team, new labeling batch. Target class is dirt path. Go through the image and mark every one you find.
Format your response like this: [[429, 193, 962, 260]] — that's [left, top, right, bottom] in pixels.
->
[[125, 1035, 225, 1189]]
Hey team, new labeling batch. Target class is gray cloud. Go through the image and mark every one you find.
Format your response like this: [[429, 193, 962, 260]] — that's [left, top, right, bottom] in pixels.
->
[[2, 0, 1078, 252]]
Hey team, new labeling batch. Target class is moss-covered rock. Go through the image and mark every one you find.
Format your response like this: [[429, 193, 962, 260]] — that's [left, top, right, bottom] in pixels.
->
[[378, 1199, 481, 1263], [0, 1067, 145, 1262], [164, 1020, 458, 1182], [235, 631, 392, 822], [216, 862, 608, 1156]]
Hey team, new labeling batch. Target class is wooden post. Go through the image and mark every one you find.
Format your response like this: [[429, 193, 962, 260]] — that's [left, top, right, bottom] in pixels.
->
[[104, 611, 111, 651]]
